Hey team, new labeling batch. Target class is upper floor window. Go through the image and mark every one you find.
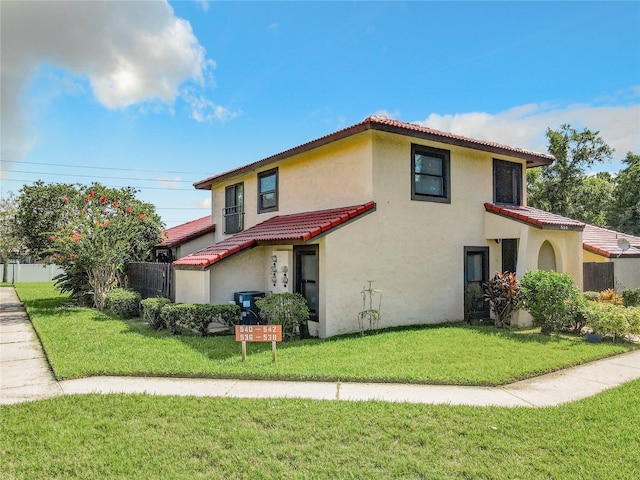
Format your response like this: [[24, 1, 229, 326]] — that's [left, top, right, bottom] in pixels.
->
[[224, 182, 244, 234], [411, 144, 451, 203], [493, 159, 522, 206], [258, 168, 278, 213]]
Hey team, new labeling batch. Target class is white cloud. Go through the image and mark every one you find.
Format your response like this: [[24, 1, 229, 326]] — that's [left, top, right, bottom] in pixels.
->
[[194, 197, 211, 209], [196, 1, 210, 12], [416, 95, 640, 165], [1, 0, 219, 163], [184, 89, 242, 123], [157, 177, 184, 189]]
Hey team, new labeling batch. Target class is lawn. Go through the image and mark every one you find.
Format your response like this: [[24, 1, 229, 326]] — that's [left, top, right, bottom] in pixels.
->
[[15, 283, 636, 385], [2, 381, 640, 479]]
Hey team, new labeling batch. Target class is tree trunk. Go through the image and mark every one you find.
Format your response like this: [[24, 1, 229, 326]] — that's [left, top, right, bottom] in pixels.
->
[[87, 265, 117, 310], [1, 255, 8, 283]]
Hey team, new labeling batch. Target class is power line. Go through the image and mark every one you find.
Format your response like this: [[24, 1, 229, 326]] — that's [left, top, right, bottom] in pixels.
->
[[1, 177, 202, 192], [9, 160, 212, 176], [155, 207, 209, 210], [3, 169, 195, 183]]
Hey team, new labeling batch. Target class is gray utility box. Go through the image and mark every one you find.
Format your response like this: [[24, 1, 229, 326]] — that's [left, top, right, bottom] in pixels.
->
[[234, 291, 266, 325]]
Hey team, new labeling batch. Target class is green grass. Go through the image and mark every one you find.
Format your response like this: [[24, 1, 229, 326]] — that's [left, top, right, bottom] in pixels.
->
[[15, 282, 637, 385], [2, 381, 640, 479]]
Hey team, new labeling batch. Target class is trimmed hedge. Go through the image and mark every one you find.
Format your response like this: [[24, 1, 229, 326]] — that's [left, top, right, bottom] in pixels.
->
[[159, 303, 241, 336], [104, 288, 141, 319], [140, 297, 172, 329]]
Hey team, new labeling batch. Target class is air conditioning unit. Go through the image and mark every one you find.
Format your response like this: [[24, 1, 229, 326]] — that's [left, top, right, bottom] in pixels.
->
[[269, 250, 292, 294]]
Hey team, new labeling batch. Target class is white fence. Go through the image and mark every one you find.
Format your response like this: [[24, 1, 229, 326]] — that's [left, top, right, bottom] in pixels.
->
[[1, 264, 65, 283]]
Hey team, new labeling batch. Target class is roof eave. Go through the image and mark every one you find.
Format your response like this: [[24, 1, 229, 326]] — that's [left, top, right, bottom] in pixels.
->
[[193, 118, 554, 190], [155, 224, 216, 249]]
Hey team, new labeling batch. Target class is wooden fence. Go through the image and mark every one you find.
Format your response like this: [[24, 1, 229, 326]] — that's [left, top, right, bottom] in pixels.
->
[[583, 262, 614, 292], [127, 262, 174, 301]]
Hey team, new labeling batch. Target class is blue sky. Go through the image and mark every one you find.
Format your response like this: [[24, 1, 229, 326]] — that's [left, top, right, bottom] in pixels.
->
[[2, 1, 639, 228]]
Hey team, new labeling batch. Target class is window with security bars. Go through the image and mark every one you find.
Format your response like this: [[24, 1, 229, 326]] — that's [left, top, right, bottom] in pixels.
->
[[224, 182, 244, 234]]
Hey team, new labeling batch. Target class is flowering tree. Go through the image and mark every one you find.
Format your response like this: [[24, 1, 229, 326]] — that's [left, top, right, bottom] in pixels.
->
[[49, 184, 162, 310]]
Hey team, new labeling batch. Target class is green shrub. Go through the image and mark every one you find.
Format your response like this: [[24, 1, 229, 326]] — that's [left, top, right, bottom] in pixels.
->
[[483, 272, 521, 328], [626, 306, 640, 334], [183, 304, 241, 336], [140, 297, 172, 329], [622, 288, 640, 307], [583, 291, 601, 302], [158, 303, 241, 336], [256, 293, 310, 340], [519, 270, 582, 335], [104, 288, 141, 318], [568, 295, 589, 333], [585, 302, 630, 342]]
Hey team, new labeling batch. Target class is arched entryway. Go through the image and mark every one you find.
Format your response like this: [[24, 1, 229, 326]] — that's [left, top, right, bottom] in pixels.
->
[[537, 240, 557, 271]]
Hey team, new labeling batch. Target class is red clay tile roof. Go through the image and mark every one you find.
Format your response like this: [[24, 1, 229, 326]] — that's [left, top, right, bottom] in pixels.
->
[[484, 203, 585, 231], [155, 215, 215, 249], [583, 224, 640, 258], [174, 202, 376, 269], [194, 116, 555, 189]]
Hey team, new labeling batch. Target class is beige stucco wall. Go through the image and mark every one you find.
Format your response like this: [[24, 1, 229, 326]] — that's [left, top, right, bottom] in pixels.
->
[[581, 250, 640, 290], [175, 269, 210, 304], [484, 213, 583, 284], [176, 233, 216, 259], [208, 247, 271, 304], [318, 131, 533, 337], [209, 133, 374, 243], [583, 250, 608, 263], [183, 128, 585, 337], [612, 257, 640, 290]]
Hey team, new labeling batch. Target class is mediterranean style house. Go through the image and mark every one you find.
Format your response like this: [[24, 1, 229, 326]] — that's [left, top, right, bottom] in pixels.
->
[[582, 224, 640, 291], [153, 215, 215, 262], [173, 116, 585, 337]]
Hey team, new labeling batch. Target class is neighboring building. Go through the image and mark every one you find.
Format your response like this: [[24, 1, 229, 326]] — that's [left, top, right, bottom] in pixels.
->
[[174, 116, 585, 337], [583, 224, 640, 291], [153, 215, 215, 262]]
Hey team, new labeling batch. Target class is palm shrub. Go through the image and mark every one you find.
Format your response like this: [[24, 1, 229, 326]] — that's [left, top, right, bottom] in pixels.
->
[[256, 293, 310, 341], [483, 272, 521, 328], [599, 288, 623, 305], [519, 270, 581, 334]]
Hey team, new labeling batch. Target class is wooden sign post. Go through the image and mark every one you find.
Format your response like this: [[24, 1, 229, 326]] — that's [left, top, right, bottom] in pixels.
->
[[235, 325, 283, 363]]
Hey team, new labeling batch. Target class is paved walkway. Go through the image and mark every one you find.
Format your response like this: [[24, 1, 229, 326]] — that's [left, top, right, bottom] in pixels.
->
[[2, 286, 640, 407]]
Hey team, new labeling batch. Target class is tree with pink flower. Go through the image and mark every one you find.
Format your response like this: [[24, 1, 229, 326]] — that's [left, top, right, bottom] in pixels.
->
[[46, 183, 163, 310]]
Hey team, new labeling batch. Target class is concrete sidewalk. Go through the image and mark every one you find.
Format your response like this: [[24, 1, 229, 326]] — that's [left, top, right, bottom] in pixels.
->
[[2, 286, 640, 407]]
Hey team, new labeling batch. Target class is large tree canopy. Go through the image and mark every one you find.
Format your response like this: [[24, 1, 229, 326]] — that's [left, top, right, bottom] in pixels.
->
[[608, 152, 640, 236], [15, 181, 79, 259], [16, 182, 163, 308], [528, 124, 614, 223]]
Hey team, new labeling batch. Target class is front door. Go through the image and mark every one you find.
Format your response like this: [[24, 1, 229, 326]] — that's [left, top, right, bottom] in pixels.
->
[[464, 246, 489, 320], [294, 245, 319, 322], [502, 238, 518, 274]]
